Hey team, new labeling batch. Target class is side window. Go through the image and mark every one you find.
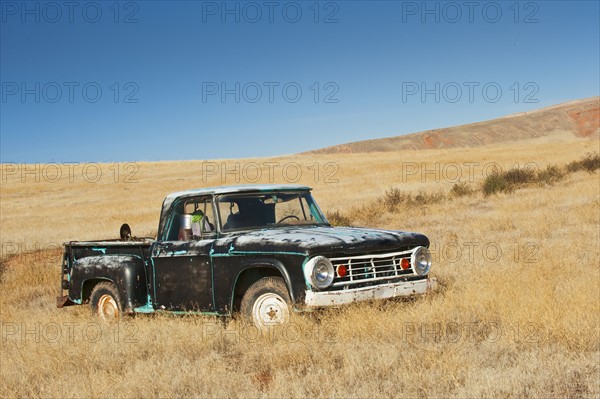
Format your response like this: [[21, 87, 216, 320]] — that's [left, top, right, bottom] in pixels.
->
[[167, 197, 216, 241]]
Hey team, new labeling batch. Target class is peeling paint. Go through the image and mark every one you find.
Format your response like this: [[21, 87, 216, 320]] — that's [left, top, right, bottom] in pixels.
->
[[226, 226, 428, 255]]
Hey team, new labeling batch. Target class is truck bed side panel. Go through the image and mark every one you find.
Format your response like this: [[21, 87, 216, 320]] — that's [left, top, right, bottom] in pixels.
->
[[65, 242, 152, 311]]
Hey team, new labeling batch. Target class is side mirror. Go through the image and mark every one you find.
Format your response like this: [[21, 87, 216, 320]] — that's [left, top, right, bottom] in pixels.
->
[[120, 223, 132, 240]]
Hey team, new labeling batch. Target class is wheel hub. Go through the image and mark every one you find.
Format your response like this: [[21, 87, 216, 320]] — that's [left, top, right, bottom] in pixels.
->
[[253, 292, 289, 327], [97, 294, 119, 321]]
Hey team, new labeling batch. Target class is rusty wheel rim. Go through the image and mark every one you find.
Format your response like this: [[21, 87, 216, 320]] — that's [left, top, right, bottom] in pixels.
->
[[97, 294, 119, 321], [253, 293, 289, 328]]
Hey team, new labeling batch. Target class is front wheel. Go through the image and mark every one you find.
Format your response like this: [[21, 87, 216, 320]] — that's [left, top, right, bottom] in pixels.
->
[[240, 277, 291, 328], [90, 282, 122, 322]]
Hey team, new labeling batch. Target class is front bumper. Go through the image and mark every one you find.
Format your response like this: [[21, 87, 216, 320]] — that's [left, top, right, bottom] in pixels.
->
[[304, 277, 436, 307]]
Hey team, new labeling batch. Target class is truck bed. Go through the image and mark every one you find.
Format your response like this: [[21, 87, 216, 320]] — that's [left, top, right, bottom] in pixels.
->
[[58, 238, 155, 308]]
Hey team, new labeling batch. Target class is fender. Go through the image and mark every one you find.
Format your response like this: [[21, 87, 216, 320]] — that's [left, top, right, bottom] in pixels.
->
[[69, 255, 148, 312], [223, 257, 298, 312], [260, 257, 295, 301]]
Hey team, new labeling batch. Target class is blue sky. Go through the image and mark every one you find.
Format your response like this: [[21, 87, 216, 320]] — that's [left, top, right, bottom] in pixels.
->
[[1, 0, 599, 162]]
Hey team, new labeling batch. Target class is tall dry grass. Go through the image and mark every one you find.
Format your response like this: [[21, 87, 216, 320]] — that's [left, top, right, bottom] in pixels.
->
[[1, 136, 599, 398]]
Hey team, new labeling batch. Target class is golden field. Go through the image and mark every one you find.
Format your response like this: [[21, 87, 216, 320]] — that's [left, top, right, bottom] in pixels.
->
[[1, 132, 599, 398]]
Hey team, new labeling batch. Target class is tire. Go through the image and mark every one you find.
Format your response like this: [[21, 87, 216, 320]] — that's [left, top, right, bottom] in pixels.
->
[[240, 277, 291, 328], [90, 282, 122, 322]]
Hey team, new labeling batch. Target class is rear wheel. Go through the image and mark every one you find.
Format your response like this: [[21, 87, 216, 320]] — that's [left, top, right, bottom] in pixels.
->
[[240, 277, 291, 328], [90, 282, 122, 322]]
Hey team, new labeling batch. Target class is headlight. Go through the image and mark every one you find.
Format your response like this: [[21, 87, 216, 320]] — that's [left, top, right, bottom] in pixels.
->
[[304, 256, 334, 289], [411, 246, 431, 276]]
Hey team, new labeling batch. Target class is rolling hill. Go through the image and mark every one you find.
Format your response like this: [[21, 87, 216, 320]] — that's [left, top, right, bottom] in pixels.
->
[[306, 97, 599, 154]]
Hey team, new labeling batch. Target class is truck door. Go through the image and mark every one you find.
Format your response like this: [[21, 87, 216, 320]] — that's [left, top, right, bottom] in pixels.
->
[[151, 196, 217, 312]]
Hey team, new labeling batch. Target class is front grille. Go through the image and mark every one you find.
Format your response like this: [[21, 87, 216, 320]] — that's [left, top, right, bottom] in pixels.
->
[[329, 249, 419, 288]]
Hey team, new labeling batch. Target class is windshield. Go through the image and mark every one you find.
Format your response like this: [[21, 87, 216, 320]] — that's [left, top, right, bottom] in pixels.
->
[[217, 192, 328, 232]]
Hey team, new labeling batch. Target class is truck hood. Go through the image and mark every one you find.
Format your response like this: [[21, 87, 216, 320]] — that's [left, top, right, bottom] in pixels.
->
[[223, 226, 429, 256]]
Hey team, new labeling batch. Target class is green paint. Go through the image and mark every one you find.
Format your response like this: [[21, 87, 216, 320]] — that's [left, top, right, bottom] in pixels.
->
[[211, 250, 306, 257], [133, 294, 155, 313], [133, 306, 221, 316], [151, 260, 158, 307], [309, 203, 326, 223], [133, 303, 155, 313], [163, 310, 222, 316], [301, 257, 313, 289], [209, 248, 217, 313]]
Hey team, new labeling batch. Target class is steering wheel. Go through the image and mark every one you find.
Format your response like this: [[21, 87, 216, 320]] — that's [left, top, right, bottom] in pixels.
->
[[276, 215, 300, 224]]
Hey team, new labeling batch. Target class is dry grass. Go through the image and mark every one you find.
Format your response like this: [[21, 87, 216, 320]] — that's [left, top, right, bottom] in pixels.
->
[[1, 136, 599, 398]]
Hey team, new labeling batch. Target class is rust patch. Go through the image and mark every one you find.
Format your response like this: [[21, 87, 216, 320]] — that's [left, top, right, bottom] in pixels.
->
[[56, 295, 71, 308], [568, 106, 600, 137], [422, 130, 455, 149]]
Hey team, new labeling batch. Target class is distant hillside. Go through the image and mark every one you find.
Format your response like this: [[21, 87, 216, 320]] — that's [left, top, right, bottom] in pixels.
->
[[305, 97, 599, 154]]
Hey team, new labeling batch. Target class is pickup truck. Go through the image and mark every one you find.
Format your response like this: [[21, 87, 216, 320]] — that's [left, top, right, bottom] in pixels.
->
[[58, 184, 435, 327]]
